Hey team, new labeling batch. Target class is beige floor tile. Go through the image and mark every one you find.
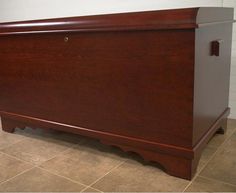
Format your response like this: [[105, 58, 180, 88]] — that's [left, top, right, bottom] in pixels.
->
[[40, 138, 127, 185], [0, 129, 25, 150], [0, 167, 85, 192], [227, 119, 236, 130], [207, 119, 236, 148], [92, 158, 189, 192], [200, 132, 236, 185], [196, 119, 236, 171], [185, 176, 236, 192], [197, 145, 217, 172], [0, 152, 33, 183], [82, 187, 102, 192], [0, 134, 81, 165]]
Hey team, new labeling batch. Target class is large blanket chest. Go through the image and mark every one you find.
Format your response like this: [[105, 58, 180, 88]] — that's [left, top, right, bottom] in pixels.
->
[[0, 7, 234, 179]]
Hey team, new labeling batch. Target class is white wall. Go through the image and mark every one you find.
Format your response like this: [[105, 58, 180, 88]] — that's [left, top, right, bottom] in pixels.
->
[[0, 0, 235, 118], [0, 0, 222, 22], [223, 0, 236, 119]]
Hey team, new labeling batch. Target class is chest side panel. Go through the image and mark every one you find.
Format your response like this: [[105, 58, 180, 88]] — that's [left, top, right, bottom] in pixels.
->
[[193, 23, 233, 145]]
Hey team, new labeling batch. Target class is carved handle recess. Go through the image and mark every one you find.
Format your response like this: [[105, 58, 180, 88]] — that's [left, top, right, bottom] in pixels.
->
[[211, 40, 223, 56]]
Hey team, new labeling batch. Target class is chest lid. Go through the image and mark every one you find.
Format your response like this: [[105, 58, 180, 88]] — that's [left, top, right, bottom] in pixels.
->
[[0, 7, 234, 35]]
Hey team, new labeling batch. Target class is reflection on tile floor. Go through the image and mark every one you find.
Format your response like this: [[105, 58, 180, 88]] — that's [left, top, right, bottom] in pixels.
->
[[0, 119, 235, 192]]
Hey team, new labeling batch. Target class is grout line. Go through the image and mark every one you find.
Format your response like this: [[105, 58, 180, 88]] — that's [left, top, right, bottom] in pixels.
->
[[90, 187, 104, 193], [0, 128, 114, 192], [198, 175, 236, 187], [81, 186, 104, 193], [38, 138, 124, 192], [0, 135, 93, 190], [0, 166, 35, 186], [80, 159, 127, 192], [37, 166, 88, 188], [38, 142, 79, 165], [0, 134, 28, 151], [37, 143, 124, 193], [0, 140, 77, 167], [182, 127, 236, 192], [0, 129, 83, 167], [0, 151, 35, 166]]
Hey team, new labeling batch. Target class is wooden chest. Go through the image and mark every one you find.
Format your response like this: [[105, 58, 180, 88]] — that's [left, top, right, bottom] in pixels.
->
[[0, 7, 234, 180]]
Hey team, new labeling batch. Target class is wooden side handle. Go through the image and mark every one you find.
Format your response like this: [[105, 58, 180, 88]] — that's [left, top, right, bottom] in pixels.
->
[[211, 40, 223, 56]]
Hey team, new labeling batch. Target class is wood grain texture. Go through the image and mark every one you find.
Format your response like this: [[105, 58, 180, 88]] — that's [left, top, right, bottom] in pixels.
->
[[0, 30, 195, 148], [0, 7, 233, 180]]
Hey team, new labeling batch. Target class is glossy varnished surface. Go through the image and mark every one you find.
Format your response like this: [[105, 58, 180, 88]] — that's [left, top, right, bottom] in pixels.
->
[[0, 7, 234, 35], [0, 30, 195, 148], [0, 7, 233, 180], [0, 8, 199, 34]]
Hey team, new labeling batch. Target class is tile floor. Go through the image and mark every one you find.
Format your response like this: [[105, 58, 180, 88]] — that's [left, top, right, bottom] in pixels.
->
[[0, 119, 235, 192]]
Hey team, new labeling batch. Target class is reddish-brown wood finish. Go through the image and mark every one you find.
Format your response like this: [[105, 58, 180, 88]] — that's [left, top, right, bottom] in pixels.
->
[[0, 7, 234, 180]]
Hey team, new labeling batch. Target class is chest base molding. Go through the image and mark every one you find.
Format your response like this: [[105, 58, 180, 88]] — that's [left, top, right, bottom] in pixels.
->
[[0, 107, 229, 180]]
